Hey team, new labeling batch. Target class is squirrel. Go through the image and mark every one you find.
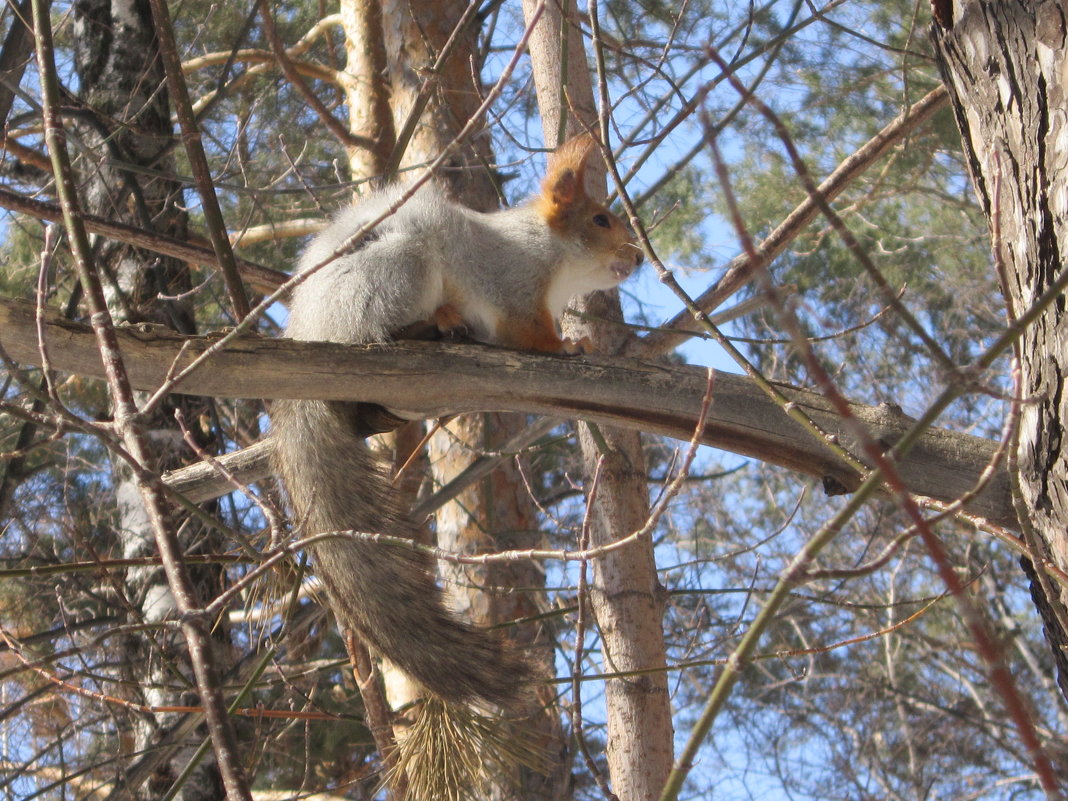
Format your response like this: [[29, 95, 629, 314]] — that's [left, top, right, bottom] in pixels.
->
[[270, 134, 642, 773]]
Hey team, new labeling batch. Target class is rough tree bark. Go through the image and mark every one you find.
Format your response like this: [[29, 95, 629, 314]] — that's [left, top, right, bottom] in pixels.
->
[[931, 0, 1068, 703], [342, 2, 570, 796], [70, 0, 229, 796]]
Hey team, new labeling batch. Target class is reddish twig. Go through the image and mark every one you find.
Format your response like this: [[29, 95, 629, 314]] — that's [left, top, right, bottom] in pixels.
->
[[31, 4, 253, 797]]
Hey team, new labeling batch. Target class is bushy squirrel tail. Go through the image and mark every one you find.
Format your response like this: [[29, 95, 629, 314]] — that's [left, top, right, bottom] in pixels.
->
[[271, 397, 531, 708]]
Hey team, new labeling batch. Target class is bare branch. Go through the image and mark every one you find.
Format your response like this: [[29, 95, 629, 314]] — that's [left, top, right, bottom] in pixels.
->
[[0, 296, 1015, 527], [633, 85, 949, 357], [0, 186, 286, 295]]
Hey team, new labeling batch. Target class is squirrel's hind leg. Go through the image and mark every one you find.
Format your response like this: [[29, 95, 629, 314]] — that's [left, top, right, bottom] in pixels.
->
[[431, 302, 468, 334]]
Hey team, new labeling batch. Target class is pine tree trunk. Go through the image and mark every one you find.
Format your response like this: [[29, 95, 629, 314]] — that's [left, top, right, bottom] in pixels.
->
[[931, 0, 1068, 702], [338, 0, 393, 179], [522, 2, 675, 798], [71, 1, 228, 796], [356, 2, 570, 796]]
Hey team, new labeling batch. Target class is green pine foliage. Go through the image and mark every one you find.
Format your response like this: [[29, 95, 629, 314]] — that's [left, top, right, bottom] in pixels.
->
[[2, 0, 1065, 799]]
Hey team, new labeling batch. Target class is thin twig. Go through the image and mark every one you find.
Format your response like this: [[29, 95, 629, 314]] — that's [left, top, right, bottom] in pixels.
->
[[570, 456, 618, 801], [147, 0, 250, 320], [632, 84, 948, 358], [0, 185, 285, 295], [256, 0, 370, 151], [30, 4, 252, 797]]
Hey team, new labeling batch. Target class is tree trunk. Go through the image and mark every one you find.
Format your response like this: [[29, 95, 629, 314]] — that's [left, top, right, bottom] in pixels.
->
[[352, 2, 570, 796], [71, 1, 228, 797], [522, 2, 674, 798], [380, 0, 494, 204], [338, 0, 394, 180], [931, 0, 1068, 704]]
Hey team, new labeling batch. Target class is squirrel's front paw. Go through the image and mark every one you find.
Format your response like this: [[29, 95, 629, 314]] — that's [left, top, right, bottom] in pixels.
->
[[561, 336, 595, 355]]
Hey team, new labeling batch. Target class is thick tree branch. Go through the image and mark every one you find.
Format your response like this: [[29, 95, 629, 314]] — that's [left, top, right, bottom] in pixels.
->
[[0, 296, 1013, 527]]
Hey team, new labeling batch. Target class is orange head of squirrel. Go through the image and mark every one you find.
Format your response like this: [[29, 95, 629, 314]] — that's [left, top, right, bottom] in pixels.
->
[[535, 134, 644, 283]]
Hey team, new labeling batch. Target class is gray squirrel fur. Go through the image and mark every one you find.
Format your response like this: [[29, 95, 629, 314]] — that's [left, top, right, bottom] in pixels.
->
[[271, 135, 642, 708]]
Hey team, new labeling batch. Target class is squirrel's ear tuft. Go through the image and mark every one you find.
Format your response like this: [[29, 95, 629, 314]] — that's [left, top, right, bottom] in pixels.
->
[[540, 134, 597, 220], [547, 167, 580, 206], [546, 134, 595, 182], [538, 132, 606, 226]]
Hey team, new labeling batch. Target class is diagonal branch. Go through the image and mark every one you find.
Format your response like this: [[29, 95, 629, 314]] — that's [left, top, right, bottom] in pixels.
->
[[0, 186, 286, 295], [256, 0, 370, 151], [147, 0, 250, 320], [28, 2, 252, 796], [632, 84, 948, 357]]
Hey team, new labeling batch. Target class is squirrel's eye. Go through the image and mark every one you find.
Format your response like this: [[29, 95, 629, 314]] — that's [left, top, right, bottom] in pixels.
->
[[592, 213, 611, 228]]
